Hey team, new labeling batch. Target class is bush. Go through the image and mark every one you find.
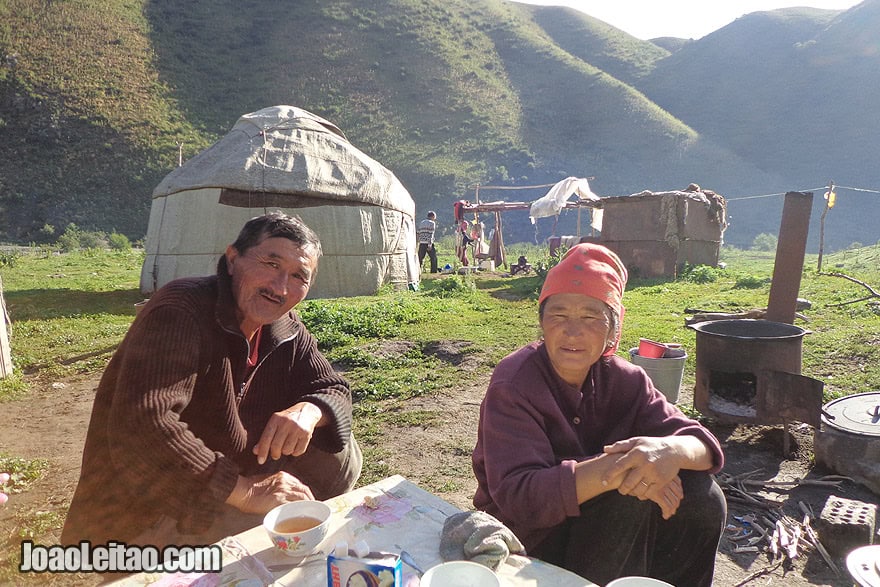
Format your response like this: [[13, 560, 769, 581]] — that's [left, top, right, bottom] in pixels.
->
[[425, 275, 475, 298], [679, 264, 721, 284], [0, 250, 22, 268], [78, 230, 106, 250], [733, 275, 769, 289], [56, 224, 83, 252], [108, 232, 131, 251], [752, 233, 778, 252], [298, 299, 425, 350], [37, 224, 55, 244], [56, 224, 107, 251], [534, 245, 568, 283]]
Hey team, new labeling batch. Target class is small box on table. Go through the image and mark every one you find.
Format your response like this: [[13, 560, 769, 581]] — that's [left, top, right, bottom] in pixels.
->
[[327, 552, 402, 587]]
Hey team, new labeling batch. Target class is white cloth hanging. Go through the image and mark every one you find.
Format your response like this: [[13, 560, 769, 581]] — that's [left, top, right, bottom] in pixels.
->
[[529, 177, 600, 225]]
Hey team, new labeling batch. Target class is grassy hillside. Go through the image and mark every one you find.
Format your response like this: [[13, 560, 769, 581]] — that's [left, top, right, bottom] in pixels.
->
[[1, 0, 877, 251], [522, 4, 670, 85], [637, 4, 880, 248], [0, 0, 210, 238]]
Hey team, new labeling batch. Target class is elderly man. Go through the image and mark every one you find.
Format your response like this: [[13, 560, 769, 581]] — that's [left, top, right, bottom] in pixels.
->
[[62, 212, 361, 547]]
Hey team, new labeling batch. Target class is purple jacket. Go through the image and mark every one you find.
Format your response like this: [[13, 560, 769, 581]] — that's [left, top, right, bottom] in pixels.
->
[[472, 341, 724, 549]]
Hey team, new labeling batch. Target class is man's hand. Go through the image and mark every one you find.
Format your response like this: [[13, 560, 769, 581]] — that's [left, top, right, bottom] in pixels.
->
[[226, 471, 314, 514], [253, 402, 325, 465]]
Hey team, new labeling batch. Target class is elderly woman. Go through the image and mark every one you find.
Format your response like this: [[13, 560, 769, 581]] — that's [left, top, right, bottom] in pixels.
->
[[472, 243, 726, 586]]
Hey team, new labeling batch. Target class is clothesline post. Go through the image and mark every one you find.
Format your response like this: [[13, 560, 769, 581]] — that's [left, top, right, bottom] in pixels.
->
[[0, 275, 12, 379]]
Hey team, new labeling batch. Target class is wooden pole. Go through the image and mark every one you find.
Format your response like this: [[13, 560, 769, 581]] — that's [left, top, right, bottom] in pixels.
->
[[0, 275, 12, 379], [817, 180, 834, 272]]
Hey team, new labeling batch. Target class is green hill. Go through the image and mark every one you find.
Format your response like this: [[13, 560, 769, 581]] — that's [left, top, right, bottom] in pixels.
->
[[1, 0, 877, 251]]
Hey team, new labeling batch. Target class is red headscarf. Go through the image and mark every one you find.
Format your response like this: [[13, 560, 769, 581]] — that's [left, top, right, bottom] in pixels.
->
[[538, 243, 628, 356]]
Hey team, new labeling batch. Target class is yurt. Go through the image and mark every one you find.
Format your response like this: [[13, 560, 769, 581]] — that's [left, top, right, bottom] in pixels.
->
[[140, 105, 419, 299]]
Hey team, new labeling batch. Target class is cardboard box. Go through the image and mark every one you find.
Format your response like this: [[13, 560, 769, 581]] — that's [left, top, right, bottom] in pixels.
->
[[327, 552, 402, 587]]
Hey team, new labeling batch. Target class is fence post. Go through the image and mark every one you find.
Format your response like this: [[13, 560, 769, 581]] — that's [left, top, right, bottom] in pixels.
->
[[0, 275, 12, 379]]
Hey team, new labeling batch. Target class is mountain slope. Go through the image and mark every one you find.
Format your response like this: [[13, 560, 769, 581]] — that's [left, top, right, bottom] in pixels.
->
[[1, 0, 877, 250], [636, 3, 880, 244]]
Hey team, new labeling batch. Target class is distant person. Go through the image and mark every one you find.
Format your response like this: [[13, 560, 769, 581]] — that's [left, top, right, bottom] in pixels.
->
[[510, 255, 532, 276], [417, 210, 439, 273], [62, 212, 362, 547], [472, 243, 726, 586]]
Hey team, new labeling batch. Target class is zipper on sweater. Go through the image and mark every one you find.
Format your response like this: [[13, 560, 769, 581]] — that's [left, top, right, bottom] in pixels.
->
[[232, 329, 299, 404]]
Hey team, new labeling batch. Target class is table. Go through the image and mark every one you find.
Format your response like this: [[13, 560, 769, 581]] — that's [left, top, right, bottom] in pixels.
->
[[115, 475, 595, 586]]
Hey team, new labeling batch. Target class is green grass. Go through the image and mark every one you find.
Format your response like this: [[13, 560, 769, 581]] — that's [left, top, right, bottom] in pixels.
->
[[3, 244, 879, 404], [0, 248, 145, 384], [0, 454, 49, 495]]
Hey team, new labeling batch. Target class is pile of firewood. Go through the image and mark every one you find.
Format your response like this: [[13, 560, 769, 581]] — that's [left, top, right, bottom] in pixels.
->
[[717, 471, 847, 578]]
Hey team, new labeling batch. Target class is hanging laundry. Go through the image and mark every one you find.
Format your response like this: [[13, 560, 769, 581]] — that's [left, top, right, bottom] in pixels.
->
[[529, 177, 600, 223]]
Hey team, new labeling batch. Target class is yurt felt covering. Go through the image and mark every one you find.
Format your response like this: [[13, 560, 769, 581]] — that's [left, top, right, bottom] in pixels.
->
[[141, 105, 419, 299]]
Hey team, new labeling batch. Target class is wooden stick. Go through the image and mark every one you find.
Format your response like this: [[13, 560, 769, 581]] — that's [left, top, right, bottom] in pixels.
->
[[803, 523, 841, 576]]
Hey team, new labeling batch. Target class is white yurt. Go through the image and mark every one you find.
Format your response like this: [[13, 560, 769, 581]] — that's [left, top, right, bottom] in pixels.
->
[[140, 105, 419, 299]]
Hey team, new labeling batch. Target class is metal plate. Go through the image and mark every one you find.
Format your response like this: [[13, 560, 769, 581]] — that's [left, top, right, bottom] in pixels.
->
[[822, 392, 880, 436], [846, 545, 880, 587]]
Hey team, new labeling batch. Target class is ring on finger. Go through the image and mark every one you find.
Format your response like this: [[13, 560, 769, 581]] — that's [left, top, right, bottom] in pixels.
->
[[640, 481, 650, 487]]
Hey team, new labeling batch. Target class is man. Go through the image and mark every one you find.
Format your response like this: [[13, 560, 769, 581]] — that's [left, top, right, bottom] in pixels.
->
[[417, 210, 438, 273], [62, 212, 361, 547]]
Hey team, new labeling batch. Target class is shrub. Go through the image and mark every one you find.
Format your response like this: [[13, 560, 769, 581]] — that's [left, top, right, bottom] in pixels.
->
[[78, 230, 106, 250], [425, 275, 475, 298], [752, 233, 778, 252], [299, 299, 424, 350], [534, 245, 568, 282], [0, 250, 22, 268], [108, 232, 132, 251], [733, 275, 769, 289], [56, 224, 107, 251], [57, 224, 83, 252], [679, 264, 721, 284], [38, 224, 55, 244]]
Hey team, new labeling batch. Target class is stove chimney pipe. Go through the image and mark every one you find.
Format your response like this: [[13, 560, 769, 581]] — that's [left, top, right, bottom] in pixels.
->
[[766, 191, 813, 324]]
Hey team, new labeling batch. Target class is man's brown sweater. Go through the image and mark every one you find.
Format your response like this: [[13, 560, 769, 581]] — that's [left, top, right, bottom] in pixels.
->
[[62, 258, 352, 544]]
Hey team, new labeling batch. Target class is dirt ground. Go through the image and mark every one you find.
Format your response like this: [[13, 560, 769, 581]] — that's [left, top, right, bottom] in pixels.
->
[[1, 351, 878, 586]]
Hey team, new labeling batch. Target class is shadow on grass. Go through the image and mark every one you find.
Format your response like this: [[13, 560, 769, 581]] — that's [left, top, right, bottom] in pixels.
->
[[4, 288, 145, 320]]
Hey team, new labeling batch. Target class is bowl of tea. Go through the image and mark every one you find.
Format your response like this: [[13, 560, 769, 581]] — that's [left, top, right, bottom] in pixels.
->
[[263, 500, 331, 557]]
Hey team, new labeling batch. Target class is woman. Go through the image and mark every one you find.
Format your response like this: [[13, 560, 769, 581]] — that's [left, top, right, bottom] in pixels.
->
[[472, 243, 726, 586]]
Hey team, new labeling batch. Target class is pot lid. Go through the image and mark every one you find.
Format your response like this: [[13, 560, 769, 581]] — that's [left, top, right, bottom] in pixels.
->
[[822, 392, 880, 436], [846, 545, 880, 587]]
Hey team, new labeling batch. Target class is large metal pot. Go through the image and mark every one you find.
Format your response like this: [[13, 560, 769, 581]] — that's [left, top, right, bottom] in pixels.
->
[[687, 319, 819, 425]]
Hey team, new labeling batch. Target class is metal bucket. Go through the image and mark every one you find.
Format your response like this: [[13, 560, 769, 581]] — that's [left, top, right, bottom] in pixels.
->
[[629, 348, 687, 404]]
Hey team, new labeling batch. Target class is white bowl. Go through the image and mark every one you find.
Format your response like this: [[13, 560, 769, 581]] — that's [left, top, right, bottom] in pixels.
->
[[420, 561, 501, 587], [262, 500, 331, 557], [606, 577, 675, 587]]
